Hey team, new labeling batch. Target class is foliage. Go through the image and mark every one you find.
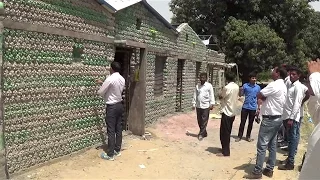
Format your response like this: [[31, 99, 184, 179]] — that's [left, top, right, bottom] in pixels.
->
[[257, 71, 271, 82], [301, 11, 320, 60], [170, 0, 319, 82], [223, 18, 287, 81]]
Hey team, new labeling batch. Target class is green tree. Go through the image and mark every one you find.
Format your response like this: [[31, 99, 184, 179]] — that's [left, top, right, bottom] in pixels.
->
[[170, 0, 318, 81], [301, 11, 320, 60], [224, 17, 287, 82]]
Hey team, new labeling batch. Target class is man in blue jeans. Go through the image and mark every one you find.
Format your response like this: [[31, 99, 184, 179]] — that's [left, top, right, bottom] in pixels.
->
[[236, 72, 261, 142], [245, 66, 287, 179], [278, 67, 309, 170]]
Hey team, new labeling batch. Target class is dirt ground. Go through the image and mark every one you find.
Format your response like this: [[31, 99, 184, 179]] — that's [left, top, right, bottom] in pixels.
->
[[12, 107, 304, 180]]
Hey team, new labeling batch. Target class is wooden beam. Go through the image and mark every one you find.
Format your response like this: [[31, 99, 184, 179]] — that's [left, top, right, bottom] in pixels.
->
[[3, 19, 114, 44], [125, 40, 147, 49], [114, 40, 147, 49], [177, 54, 192, 60], [148, 47, 178, 56]]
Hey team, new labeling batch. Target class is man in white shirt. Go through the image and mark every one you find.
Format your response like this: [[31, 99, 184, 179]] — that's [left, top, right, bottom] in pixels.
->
[[284, 65, 292, 89], [192, 72, 215, 141], [96, 61, 125, 161], [245, 66, 287, 179], [299, 59, 320, 179], [217, 73, 239, 157], [279, 67, 308, 170], [278, 65, 292, 146]]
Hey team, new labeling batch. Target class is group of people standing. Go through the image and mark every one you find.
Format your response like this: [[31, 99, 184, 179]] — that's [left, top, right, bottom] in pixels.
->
[[192, 62, 320, 179], [245, 65, 310, 179], [98, 59, 320, 179], [192, 70, 261, 157]]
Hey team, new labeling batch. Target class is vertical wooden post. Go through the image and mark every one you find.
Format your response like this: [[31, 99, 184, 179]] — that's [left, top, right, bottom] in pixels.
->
[[128, 48, 146, 135], [0, 0, 8, 179], [218, 68, 222, 88]]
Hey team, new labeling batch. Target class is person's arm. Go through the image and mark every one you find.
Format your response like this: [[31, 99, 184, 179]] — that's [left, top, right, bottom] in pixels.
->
[[219, 86, 227, 100], [302, 88, 310, 105], [288, 86, 304, 121], [257, 83, 275, 101], [309, 72, 320, 98], [209, 84, 215, 109], [255, 85, 262, 114], [192, 86, 197, 110], [97, 77, 112, 97], [239, 86, 244, 97]]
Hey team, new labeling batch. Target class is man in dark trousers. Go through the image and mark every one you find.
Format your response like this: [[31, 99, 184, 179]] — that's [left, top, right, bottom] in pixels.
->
[[192, 72, 215, 141], [236, 72, 261, 142], [217, 73, 239, 157], [97, 61, 125, 161]]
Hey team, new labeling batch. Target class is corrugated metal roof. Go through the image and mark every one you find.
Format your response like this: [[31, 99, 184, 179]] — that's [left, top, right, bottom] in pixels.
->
[[104, 0, 142, 11], [102, 0, 177, 33]]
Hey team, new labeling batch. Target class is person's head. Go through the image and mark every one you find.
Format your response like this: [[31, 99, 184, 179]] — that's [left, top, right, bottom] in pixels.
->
[[199, 72, 207, 84], [299, 70, 308, 84], [281, 64, 291, 76], [289, 66, 302, 83], [285, 65, 292, 76], [110, 61, 121, 74], [248, 72, 257, 84], [271, 66, 287, 80], [225, 72, 236, 83]]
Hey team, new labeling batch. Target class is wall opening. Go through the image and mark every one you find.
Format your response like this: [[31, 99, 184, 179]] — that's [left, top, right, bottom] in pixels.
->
[[136, 18, 142, 30], [72, 43, 84, 62], [186, 33, 189, 42], [114, 47, 132, 130], [154, 56, 166, 97], [176, 59, 185, 112]]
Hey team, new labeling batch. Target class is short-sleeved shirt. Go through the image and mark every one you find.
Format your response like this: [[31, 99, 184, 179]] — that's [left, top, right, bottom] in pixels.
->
[[220, 82, 240, 117], [242, 83, 261, 110], [260, 79, 287, 116]]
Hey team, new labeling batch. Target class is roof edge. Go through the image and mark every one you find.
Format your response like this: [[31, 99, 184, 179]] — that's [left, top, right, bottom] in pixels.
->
[[141, 0, 178, 34], [176, 23, 206, 45], [176, 23, 188, 32], [97, 0, 116, 12]]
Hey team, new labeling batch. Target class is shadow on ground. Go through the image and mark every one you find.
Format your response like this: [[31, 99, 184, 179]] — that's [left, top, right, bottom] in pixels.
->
[[186, 131, 198, 138], [205, 147, 222, 154], [234, 163, 255, 174]]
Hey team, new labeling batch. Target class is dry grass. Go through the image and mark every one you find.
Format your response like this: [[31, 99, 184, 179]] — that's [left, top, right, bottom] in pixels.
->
[[295, 106, 315, 171]]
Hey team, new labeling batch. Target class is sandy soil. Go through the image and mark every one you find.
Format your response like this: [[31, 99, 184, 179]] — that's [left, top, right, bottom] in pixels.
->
[[12, 106, 303, 180]]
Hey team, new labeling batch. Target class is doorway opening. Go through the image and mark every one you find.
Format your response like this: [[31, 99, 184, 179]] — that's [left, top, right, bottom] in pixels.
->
[[114, 47, 133, 131], [176, 59, 185, 112]]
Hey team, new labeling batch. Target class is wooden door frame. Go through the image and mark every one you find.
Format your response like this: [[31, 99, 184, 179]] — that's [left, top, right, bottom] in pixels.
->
[[127, 48, 146, 136]]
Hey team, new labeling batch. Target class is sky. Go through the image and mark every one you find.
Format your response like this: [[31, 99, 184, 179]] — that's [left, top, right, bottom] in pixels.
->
[[146, 0, 320, 23], [146, 0, 172, 22]]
